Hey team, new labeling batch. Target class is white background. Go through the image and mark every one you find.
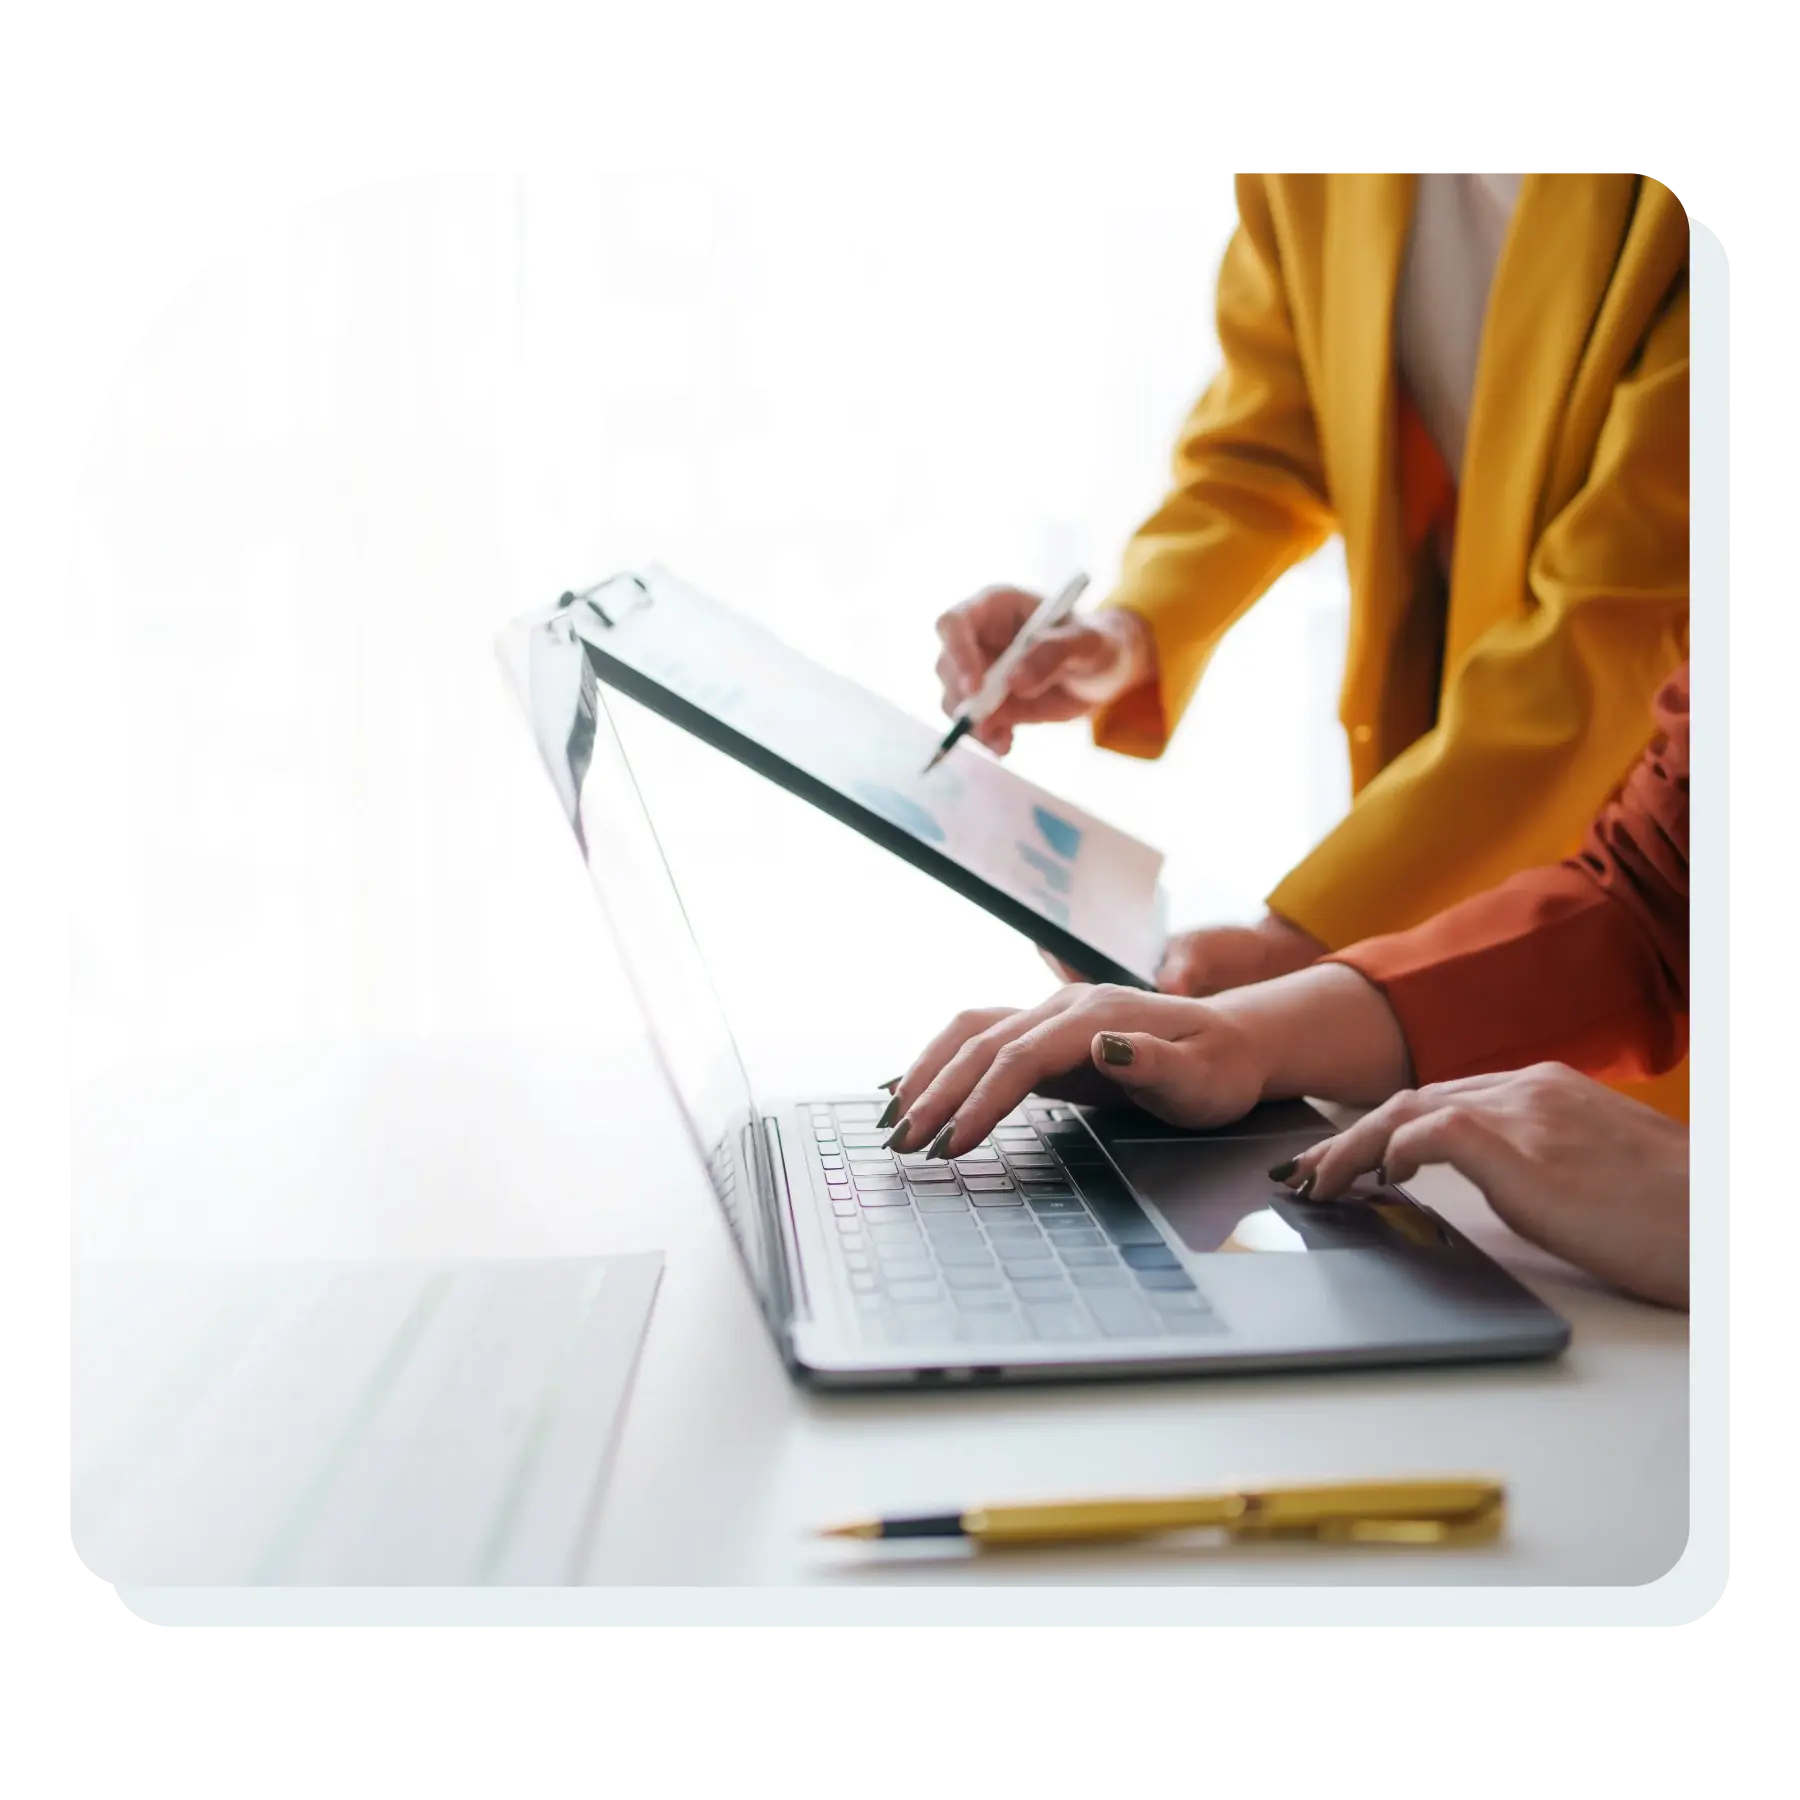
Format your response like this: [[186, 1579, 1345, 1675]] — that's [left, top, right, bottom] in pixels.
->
[[71, 171, 1351, 1089]]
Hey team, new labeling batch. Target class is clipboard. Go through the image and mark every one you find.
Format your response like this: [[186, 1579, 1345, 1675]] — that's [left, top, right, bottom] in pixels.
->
[[550, 567, 1168, 987]]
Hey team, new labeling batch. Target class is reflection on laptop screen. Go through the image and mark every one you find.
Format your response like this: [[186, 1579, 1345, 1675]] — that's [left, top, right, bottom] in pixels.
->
[[499, 608, 787, 1322]]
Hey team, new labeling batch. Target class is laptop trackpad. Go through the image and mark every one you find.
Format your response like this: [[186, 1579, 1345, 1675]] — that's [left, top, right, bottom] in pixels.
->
[[1108, 1132, 1394, 1257]]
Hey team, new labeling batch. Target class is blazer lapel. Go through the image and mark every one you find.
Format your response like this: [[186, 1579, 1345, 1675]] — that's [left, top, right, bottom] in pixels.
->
[[1320, 173, 1415, 716], [1445, 173, 1639, 671]]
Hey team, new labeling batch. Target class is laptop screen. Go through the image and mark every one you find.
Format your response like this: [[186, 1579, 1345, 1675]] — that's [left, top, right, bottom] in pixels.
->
[[498, 606, 790, 1328]]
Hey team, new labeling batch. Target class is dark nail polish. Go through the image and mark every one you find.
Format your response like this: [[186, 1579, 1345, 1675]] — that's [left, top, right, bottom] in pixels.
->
[[876, 1095, 902, 1130], [925, 1120, 957, 1160], [1097, 1033, 1135, 1067], [1374, 1163, 1388, 1188], [1267, 1157, 1300, 1182], [878, 1076, 902, 1093], [883, 1119, 913, 1153], [1293, 1174, 1318, 1201]]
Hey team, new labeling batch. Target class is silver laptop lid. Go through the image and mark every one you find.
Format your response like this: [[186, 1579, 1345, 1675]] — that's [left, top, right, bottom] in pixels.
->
[[497, 583, 791, 1331]]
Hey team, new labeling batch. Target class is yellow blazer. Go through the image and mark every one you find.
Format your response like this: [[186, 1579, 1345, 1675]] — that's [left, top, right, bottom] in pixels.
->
[[1094, 173, 1690, 1113]]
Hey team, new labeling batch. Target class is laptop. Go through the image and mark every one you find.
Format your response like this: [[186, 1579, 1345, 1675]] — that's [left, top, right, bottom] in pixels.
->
[[498, 585, 1571, 1389]]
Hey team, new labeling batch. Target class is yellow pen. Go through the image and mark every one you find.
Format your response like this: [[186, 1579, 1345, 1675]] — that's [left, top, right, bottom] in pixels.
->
[[818, 1478, 1506, 1548]]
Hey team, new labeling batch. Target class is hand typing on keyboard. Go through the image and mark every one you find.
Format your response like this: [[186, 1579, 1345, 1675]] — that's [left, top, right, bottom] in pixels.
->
[[880, 985, 1269, 1159], [880, 966, 1418, 1161]]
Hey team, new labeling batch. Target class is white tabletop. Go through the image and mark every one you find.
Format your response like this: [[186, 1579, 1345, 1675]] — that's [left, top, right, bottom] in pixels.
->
[[72, 1037, 1691, 1619]]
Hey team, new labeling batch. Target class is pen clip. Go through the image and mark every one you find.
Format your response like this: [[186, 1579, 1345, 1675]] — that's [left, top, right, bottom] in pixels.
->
[[1227, 1486, 1507, 1547]]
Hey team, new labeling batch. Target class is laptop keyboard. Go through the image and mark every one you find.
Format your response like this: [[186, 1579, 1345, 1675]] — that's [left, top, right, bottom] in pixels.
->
[[810, 1100, 1222, 1350]]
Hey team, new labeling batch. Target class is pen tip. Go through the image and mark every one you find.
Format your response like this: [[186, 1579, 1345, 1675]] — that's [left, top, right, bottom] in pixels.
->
[[817, 1520, 883, 1540]]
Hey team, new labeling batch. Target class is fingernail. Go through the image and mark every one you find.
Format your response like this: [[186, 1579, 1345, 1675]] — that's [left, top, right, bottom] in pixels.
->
[[876, 1095, 902, 1130], [1097, 1033, 1135, 1067], [1267, 1157, 1300, 1182], [1374, 1163, 1388, 1188], [877, 1076, 902, 1093], [883, 1119, 914, 1153], [925, 1120, 957, 1160], [1293, 1174, 1318, 1201]]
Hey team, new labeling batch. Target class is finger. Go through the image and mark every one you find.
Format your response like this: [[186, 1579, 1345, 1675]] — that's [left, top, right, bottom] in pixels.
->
[[1289, 1074, 1521, 1198], [934, 609, 989, 697], [1079, 1027, 1252, 1129], [935, 649, 969, 712], [981, 690, 1093, 732], [884, 1007, 1017, 1127], [914, 991, 1204, 1155], [895, 989, 1100, 1152], [1377, 1109, 1525, 1199]]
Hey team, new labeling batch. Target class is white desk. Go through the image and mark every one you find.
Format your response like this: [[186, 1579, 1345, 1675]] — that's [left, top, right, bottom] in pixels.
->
[[72, 1038, 1691, 1619]]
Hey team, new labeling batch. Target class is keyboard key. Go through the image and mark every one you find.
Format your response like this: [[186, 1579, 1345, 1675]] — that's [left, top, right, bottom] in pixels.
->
[[1160, 1311, 1227, 1336], [1082, 1289, 1161, 1337], [1069, 1264, 1133, 1288], [831, 1200, 858, 1217], [841, 1131, 887, 1148], [915, 1193, 970, 1213], [1023, 1302, 1097, 1342], [868, 1221, 921, 1242], [954, 1153, 1002, 1170], [998, 1243, 1054, 1265], [857, 1191, 911, 1208], [943, 1266, 1004, 1289], [1120, 1243, 1181, 1271], [934, 1241, 996, 1267], [921, 1214, 979, 1236], [1039, 1221, 1101, 1242], [892, 1313, 958, 1341], [904, 1169, 959, 1186], [850, 1273, 877, 1294], [1135, 1268, 1198, 1292], [844, 1252, 870, 1271], [886, 1279, 945, 1304], [1056, 1246, 1118, 1267], [1146, 1289, 1212, 1314], [1010, 1273, 1073, 1299], [986, 1223, 1044, 1245], [962, 1176, 1016, 1191], [835, 1216, 862, 1234], [854, 1174, 903, 1191], [970, 1193, 1024, 1209], [1027, 1197, 1087, 1216]]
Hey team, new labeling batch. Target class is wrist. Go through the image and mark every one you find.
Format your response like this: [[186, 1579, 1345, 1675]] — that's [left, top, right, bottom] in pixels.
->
[[1208, 962, 1412, 1106], [1095, 606, 1155, 698]]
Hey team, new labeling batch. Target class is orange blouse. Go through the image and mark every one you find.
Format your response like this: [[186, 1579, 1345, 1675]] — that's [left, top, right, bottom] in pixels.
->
[[1329, 665, 1689, 1086]]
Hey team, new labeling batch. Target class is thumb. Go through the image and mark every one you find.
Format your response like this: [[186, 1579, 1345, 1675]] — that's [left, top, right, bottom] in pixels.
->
[[1088, 1029, 1238, 1128]]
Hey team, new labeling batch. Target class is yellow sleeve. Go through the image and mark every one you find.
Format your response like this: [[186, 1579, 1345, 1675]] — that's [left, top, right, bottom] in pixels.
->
[[1091, 175, 1336, 759], [1268, 282, 1691, 950]]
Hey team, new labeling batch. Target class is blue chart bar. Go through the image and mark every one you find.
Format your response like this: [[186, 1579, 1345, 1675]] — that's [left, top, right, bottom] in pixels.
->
[[1018, 843, 1072, 893], [1032, 807, 1084, 861]]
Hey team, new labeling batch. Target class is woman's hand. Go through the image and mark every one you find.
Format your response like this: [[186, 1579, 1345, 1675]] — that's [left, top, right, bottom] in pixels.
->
[[1038, 912, 1326, 994], [1273, 1063, 1690, 1309], [880, 984, 1274, 1158], [934, 588, 1153, 755]]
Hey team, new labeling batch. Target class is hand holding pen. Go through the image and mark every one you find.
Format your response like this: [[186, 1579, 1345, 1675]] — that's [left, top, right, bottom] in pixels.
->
[[928, 575, 1153, 766]]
